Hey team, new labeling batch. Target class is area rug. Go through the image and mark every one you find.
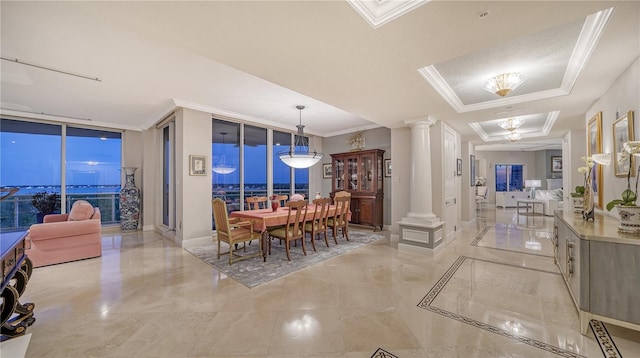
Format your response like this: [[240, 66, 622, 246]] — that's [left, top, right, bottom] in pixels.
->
[[184, 230, 384, 288]]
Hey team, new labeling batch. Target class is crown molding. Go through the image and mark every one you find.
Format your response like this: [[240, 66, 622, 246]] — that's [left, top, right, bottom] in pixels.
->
[[348, 0, 429, 28]]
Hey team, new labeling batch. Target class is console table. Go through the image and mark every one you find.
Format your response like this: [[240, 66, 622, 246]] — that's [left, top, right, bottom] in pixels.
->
[[1, 231, 35, 341], [517, 199, 544, 216], [554, 211, 640, 334]]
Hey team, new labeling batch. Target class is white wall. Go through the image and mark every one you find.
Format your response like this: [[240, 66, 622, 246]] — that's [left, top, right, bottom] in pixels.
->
[[461, 141, 476, 222], [390, 127, 411, 235], [122, 130, 143, 228], [585, 57, 640, 217]]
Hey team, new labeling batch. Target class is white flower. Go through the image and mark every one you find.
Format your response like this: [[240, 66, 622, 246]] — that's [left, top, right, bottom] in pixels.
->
[[578, 167, 589, 174]]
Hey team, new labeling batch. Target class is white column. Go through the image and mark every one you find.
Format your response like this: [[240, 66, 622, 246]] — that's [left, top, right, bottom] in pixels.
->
[[403, 117, 440, 225]]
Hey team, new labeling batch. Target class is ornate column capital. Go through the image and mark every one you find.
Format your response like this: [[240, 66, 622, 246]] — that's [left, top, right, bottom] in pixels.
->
[[404, 115, 437, 128]]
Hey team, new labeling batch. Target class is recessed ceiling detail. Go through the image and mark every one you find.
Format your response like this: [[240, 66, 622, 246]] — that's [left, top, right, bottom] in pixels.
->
[[418, 7, 614, 113], [469, 111, 559, 142], [347, 0, 429, 28]]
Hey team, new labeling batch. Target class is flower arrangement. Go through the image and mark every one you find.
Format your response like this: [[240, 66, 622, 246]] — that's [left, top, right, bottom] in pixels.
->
[[606, 141, 640, 211], [474, 176, 487, 186], [577, 156, 595, 187]]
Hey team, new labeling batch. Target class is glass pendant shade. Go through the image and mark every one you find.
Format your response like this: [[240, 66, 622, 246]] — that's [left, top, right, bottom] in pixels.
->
[[483, 72, 526, 97], [499, 117, 524, 131], [278, 105, 324, 169], [212, 132, 237, 175], [505, 132, 521, 142]]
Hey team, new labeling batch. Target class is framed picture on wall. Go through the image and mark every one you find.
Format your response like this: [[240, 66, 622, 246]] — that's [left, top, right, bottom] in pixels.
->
[[456, 158, 462, 176], [189, 155, 207, 176], [322, 163, 332, 179], [587, 112, 603, 209], [613, 111, 635, 177], [551, 156, 562, 172], [384, 159, 391, 177], [470, 154, 476, 187]]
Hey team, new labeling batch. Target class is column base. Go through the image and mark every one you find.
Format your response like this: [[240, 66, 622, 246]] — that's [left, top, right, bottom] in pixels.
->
[[397, 218, 445, 249]]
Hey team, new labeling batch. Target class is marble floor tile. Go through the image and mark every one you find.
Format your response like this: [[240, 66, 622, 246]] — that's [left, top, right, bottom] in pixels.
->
[[17, 208, 640, 357]]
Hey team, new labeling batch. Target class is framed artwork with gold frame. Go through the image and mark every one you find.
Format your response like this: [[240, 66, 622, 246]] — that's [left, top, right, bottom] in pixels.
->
[[587, 112, 603, 209], [613, 111, 635, 177]]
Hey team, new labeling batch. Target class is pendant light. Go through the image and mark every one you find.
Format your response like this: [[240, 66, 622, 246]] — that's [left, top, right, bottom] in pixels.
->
[[278, 105, 323, 168], [212, 132, 236, 174]]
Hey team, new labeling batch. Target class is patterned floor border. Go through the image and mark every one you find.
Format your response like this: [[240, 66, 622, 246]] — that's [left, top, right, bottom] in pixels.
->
[[417, 256, 586, 358], [470, 225, 554, 258], [370, 347, 398, 358], [590, 319, 623, 358]]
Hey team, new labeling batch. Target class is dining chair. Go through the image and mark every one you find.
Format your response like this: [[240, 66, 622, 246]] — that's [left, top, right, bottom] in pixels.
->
[[268, 200, 308, 261], [275, 195, 288, 207], [327, 195, 350, 243], [246, 196, 268, 210], [304, 197, 331, 251], [476, 186, 488, 211], [212, 198, 262, 265], [333, 190, 351, 201]]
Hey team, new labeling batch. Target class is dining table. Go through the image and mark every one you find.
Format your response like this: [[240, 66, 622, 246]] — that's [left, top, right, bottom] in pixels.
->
[[229, 204, 350, 262]]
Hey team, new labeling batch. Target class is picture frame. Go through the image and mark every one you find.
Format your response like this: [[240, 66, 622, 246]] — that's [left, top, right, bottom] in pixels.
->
[[613, 111, 635, 178], [587, 112, 603, 209], [470, 154, 476, 187], [189, 155, 207, 176], [456, 158, 462, 176], [322, 163, 332, 179], [551, 156, 562, 172], [384, 159, 391, 177]]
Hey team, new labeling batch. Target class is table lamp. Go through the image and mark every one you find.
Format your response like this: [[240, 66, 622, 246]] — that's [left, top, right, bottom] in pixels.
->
[[525, 179, 542, 199]]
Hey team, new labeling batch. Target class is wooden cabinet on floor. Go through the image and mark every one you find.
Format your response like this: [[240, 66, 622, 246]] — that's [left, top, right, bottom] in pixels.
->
[[330, 149, 384, 230]]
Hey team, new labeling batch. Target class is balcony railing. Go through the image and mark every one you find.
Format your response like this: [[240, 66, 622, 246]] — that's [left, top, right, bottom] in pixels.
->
[[0, 193, 121, 232]]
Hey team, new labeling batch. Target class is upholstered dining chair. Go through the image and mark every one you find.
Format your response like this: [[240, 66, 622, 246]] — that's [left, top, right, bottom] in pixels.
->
[[328, 195, 350, 243], [476, 186, 488, 211], [212, 198, 262, 265], [304, 197, 331, 251], [275, 195, 288, 207], [246, 196, 268, 210], [268, 200, 308, 261]]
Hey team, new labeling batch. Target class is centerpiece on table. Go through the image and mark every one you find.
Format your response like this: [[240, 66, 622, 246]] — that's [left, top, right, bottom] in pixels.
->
[[577, 156, 595, 220], [606, 141, 640, 234]]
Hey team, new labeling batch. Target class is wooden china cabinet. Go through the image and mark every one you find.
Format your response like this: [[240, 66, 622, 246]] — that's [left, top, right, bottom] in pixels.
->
[[330, 149, 384, 230]]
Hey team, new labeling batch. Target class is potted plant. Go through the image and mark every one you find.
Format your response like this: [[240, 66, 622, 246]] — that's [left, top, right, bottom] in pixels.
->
[[570, 185, 585, 197], [31, 191, 61, 223], [606, 142, 640, 233]]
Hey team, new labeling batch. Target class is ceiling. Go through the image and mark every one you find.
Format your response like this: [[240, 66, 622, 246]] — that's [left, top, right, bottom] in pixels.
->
[[1, 1, 639, 151]]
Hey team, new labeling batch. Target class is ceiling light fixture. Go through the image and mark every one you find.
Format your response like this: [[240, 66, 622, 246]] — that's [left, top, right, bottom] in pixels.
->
[[278, 105, 323, 169], [505, 132, 522, 142], [499, 117, 524, 131], [212, 132, 236, 175], [483, 72, 526, 97]]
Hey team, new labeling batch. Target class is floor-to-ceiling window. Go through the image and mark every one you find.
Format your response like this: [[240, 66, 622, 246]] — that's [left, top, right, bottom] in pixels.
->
[[293, 134, 309, 198], [495, 164, 524, 192], [66, 127, 121, 224], [272, 130, 292, 197], [0, 118, 122, 230], [212, 119, 241, 222], [243, 125, 267, 198]]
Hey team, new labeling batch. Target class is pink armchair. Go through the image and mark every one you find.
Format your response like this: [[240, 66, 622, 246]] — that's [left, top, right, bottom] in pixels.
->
[[27, 200, 102, 267]]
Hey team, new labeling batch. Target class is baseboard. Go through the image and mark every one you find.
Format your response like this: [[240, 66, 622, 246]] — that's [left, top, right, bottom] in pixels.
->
[[182, 235, 212, 248]]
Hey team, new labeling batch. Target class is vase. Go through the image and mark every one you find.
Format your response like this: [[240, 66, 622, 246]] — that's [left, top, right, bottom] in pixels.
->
[[315, 192, 322, 200], [120, 167, 140, 231], [271, 200, 279, 212], [615, 205, 640, 234], [583, 175, 594, 221]]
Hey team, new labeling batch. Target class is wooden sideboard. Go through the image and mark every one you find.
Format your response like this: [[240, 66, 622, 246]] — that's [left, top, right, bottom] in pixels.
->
[[554, 210, 640, 334], [330, 149, 384, 230]]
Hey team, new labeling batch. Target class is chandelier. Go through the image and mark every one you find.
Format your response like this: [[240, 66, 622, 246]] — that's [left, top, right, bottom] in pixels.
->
[[278, 105, 323, 169], [499, 117, 524, 131], [505, 132, 521, 142], [212, 132, 236, 175], [483, 72, 526, 97]]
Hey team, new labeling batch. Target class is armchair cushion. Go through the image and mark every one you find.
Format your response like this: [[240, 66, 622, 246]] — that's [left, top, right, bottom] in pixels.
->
[[68, 200, 95, 221], [534, 189, 564, 216]]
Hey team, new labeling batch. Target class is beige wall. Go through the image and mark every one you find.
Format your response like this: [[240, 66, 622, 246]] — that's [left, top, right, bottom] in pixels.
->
[[585, 57, 640, 217], [461, 141, 476, 223], [122, 130, 144, 228]]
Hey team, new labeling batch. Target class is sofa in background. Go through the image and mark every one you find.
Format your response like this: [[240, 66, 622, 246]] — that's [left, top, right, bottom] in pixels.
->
[[26, 200, 102, 267], [534, 189, 564, 216]]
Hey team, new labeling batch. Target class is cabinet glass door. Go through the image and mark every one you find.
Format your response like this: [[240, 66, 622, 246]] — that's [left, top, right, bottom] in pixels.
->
[[347, 156, 358, 190], [334, 158, 345, 190], [361, 153, 373, 192]]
